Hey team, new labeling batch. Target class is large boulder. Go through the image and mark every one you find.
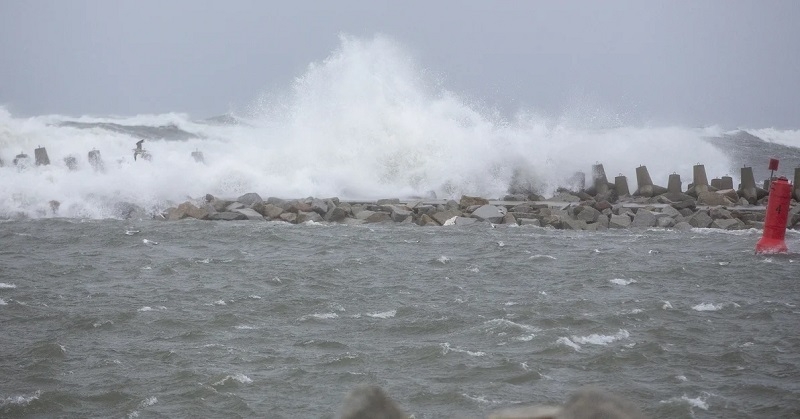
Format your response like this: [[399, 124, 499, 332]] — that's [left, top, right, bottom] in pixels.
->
[[660, 205, 682, 219], [609, 214, 631, 229], [443, 216, 479, 226], [631, 210, 657, 228], [255, 203, 285, 219], [388, 206, 412, 222], [296, 211, 323, 223], [562, 219, 587, 230], [687, 210, 713, 228], [460, 195, 489, 208], [364, 212, 392, 223], [325, 206, 350, 222], [310, 199, 329, 216], [471, 204, 506, 223], [236, 192, 263, 206], [417, 214, 439, 226], [233, 208, 265, 221], [697, 191, 734, 206], [210, 211, 248, 221], [432, 209, 463, 225], [575, 206, 601, 223]]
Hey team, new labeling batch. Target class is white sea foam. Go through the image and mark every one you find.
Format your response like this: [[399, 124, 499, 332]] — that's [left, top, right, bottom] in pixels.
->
[[212, 300, 226, 306], [212, 373, 253, 386], [440, 342, 486, 357], [609, 278, 636, 285], [0, 298, 6, 306], [556, 337, 582, 351], [437, 255, 450, 264], [0, 283, 17, 289], [1, 390, 41, 408], [366, 310, 396, 319], [137, 306, 153, 312], [248, 295, 262, 299], [0, 34, 739, 219], [302, 312, 339, 320], [659, 394, 709, 411], [467, 265, 480, 273], [571, 329, 630, 345], [234, 325, 257, 330], [529, 254, 557, 260], [692, 302, 723, 311], [662, 301, 673, 309]]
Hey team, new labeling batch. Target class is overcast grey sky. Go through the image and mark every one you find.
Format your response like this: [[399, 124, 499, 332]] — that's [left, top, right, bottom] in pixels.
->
[[1, 0, 798, 128]]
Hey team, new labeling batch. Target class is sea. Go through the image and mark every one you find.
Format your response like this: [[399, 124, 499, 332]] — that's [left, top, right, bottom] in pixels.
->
[[2, 36, 800, 418]]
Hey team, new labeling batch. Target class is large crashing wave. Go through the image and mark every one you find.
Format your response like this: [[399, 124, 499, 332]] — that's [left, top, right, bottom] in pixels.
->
[[0, 34, 795, 219]]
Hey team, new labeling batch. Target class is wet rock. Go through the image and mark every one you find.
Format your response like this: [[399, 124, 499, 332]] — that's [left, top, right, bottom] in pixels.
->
[[460, 195, 489, 208], [279, 212, 297, 223], [296, 211, 323, 223], [519, 218, 542, 227], [226, 202, 246, 211], [365, 212, 392, 223], [310, 198, 329, 216], [575, 206, 601, 223], [471, 205, 506, 223], [674, 221, 693, 231], [376, 198, 400, 205], [210, 211, 248, 221], [609, 214, 631, 229], [236, 192, 263, 206], [697, 191, 733, 206], [338, 385, 407, 419], [712, 218, 745, 230], [562, 218, 588, 230], [631, 210, 657, 228], [432, 209, 463, 225], [687, 211, 712, 228], [233, 208, 265, 221], [502, 212, 518, 225], [325, 206, 350, 222], [443, 216, 479, 226]]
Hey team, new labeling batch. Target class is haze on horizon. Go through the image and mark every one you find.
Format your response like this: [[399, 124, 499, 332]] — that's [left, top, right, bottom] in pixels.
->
[[1, 0, 798, 129]]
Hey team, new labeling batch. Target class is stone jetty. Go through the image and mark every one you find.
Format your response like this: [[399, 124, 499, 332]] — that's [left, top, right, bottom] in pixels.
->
[[155, 179, 800, 232]]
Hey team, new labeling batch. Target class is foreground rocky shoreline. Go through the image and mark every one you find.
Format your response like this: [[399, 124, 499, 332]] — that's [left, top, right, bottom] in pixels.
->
[[156, 188, 800, 231]]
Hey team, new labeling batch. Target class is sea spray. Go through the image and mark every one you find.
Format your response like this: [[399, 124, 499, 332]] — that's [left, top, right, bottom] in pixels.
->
[[0, 34, 763, 219]]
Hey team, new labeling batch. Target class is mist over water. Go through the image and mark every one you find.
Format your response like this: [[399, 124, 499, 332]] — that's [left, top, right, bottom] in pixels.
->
[[0, 35, 797, 219]]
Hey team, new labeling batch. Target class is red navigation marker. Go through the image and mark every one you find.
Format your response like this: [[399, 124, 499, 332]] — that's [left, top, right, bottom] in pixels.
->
[[755, 177, 792, 254]]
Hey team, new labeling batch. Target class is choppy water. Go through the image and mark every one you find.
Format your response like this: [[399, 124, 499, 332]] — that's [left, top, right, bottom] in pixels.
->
[[2, 219, 799, 418]]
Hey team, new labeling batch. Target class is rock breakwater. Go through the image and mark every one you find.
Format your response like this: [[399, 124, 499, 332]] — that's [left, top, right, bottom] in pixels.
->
[[155, 188, 800, 231]]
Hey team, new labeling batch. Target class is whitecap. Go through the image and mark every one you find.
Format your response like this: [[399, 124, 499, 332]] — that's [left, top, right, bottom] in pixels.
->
[[212, 373, 253, 386], [571, 329, 630, 345], [497, 241, 505, 247], [248, 295, 262, 299], [137, 306, 153, 312], [529, 254, 557, 260], [212, 300, 226, 306], [0, 283, 17, 289], [692, 302, 723, 311], [610, 278, 636, 285], [467, 266, 480, 273], [142, 239, 158, 245], [1, 390, 41, 407], [662, 301, 673, 309], [437, 255, 450, 264], [677, 395, 709, 410], [366, 310, 396, 319], [556, 337, 581, 351], [440, 342, 486, 357], [139, 396, 157, 407], [235, 325, 257, 330], [301, 312, 339, 320], [0, 298, 6, 306]]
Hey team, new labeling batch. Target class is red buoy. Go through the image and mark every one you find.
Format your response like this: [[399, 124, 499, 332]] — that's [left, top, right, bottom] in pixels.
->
[[755, 176, 792, 254]]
